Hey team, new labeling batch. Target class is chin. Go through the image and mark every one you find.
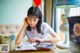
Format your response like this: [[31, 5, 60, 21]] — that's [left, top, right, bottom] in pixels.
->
[[30, 25, 35, 28], [30, 25, 34, 27]]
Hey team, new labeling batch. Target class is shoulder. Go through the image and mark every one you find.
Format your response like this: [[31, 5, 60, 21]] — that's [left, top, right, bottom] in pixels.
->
[[41, 22, 49, 26], [41, 22, 50, 29]]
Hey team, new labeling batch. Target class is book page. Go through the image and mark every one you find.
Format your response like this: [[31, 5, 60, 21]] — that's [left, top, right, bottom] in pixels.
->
[[15, 42, 37, 51]]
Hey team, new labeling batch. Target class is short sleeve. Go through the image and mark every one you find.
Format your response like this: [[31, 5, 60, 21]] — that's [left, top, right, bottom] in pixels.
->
[[45, 23, 54, 35]]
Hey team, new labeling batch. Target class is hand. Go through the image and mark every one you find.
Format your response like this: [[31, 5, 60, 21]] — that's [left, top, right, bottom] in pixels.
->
[[30, 37, 43, 43], [24, 17, 28, 27]]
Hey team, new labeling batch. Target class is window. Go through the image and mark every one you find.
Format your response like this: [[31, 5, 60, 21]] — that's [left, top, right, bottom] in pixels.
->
[[69, 7, 80, 16], [56, 5, 80, 41]]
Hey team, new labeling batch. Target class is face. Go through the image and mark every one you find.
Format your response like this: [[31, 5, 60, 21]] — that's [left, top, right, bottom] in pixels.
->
[[27, 16, 39, 28]]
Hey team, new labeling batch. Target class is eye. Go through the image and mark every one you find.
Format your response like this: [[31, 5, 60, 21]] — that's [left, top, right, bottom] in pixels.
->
[[33, 18, 38, 21], [28, 18, 31, 20], [34, 19, 36, 21]]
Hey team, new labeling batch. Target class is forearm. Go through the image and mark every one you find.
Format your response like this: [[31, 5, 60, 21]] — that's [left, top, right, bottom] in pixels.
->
[[42, 37, 60, 43], [15, 24, 27, 44], [43, 32, 61, 43]]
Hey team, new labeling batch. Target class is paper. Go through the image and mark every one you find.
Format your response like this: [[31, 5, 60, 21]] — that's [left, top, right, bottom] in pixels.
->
[[15, 42, 37, 51]]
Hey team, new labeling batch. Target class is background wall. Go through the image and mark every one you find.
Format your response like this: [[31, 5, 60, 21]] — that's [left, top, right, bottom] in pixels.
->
[[0, 0, 32, 24]]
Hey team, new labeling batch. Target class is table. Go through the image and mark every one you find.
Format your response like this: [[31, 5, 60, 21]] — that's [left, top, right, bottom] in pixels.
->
[[8, 45, 70, 53], [0, 44, 70, 53], [9, 49, 54, 53]]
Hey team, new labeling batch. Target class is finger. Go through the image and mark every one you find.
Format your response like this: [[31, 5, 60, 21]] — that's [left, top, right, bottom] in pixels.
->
[[33, 38, 40, 42], [30, 39, 36, 43]]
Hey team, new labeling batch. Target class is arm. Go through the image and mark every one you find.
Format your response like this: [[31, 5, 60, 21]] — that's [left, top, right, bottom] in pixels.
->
[[41, 23, 61, 43], [15, 17, 28, 44], [42, 32, 60, 43], [30, 33, 60, 43], [30, 32, 60, 43]]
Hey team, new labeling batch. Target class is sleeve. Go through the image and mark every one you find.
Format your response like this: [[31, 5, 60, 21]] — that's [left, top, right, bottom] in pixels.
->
[[44, 23, 60, 39], [45, 23, 54, 35]]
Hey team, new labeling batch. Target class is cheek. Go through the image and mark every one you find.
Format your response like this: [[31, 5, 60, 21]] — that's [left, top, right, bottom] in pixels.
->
[[27, 20, 31, 24], [34, 22, 37, 25], [35, 21, 39, 24], [31, 21, 38, 26]]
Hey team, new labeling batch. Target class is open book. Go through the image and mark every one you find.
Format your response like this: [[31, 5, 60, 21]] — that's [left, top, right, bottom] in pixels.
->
[[15, 42, 53, 51], [15, 42, 37, 51]]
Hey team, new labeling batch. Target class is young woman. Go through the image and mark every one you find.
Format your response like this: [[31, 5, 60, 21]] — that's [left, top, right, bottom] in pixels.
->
[[15, 6, 60, 44]]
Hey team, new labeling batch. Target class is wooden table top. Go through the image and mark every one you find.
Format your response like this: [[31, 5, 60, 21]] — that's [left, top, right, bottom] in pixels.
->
[[9, 49, 54, 53]]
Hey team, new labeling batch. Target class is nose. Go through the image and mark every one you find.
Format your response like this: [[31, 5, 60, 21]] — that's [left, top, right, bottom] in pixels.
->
[[30, 20, 34, 24]]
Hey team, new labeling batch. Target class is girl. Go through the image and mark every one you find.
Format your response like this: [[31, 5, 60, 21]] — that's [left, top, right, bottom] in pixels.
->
[[15, 6, 60, 44]]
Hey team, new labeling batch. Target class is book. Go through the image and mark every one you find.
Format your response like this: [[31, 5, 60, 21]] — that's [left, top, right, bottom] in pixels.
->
[[15, 42, 53, 51]]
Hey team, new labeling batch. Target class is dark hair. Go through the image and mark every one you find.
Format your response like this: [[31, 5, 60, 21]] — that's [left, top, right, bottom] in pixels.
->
[[26, 6, 42, 33]]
